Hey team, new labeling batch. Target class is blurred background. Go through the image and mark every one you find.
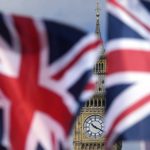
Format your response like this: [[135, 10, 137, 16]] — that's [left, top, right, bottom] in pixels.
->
[[0, 0, 106, 39], [0, 0, 141, 149]]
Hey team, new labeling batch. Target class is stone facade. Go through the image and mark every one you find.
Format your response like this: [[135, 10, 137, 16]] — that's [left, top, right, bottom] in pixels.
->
[[73, 1, 122, 150]]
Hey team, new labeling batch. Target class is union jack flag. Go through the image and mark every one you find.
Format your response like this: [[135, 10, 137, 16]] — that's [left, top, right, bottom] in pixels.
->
[[105, 0, 150, 149], [0, 13, 101, 150]]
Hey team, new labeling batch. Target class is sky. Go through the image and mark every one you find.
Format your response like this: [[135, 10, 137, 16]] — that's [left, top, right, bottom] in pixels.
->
[[0, 0, 106, 39], [0, 0, 141, 149]]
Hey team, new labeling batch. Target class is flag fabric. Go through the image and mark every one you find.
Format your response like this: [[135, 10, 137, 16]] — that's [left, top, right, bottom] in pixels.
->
[[0, 12, 101, 150], [141, 141, 150, 150], [105, 0, 150, 149]]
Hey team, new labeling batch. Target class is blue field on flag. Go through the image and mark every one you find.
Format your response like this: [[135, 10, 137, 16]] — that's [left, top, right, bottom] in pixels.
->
[[105, 0, 150, 149]]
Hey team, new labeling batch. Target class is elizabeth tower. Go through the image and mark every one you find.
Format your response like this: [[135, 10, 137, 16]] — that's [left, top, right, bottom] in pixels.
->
[[73, 1, 122, 150]]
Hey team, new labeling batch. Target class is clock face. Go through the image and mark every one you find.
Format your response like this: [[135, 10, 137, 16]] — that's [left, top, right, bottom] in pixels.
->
[[83, 115, 104, 139]]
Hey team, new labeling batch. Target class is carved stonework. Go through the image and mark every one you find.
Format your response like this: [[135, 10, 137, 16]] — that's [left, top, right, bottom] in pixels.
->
[[73, 1, 122, 150]]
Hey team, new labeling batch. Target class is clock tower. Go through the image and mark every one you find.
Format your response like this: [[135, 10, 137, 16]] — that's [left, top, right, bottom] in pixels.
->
[[73, 1, 122, 150]]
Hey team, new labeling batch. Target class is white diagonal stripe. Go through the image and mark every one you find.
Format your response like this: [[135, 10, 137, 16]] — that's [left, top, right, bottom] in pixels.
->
[[47, 34, 99, 76], [106, 38, 150, 54], [107, 1, 150, 40], [105, 83, 150, 132], [59, 47, 99, 89], [106, 72, 150, 87], [106, 99, 150, 147]]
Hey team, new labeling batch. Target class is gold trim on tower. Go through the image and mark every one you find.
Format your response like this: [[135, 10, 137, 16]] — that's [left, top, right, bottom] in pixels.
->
[[73, 1, 121, 150]]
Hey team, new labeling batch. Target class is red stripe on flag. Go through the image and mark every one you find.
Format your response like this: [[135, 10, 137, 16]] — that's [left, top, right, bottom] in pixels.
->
[[106, 94, 150, 147], [13, 15, 41, 54], [13, 14, 73, 133], [6, 16, 72, 150], [107, 49, 150, 75], [11, 15, 42, 150], [52, 40, 102, 80], [84, 82, 96, 90], [108, 0, 150, 32]]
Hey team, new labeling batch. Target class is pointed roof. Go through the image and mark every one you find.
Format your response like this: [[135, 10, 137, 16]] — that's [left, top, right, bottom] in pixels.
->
[[95, 0, 105, 56], [95, 0, 101, 36]]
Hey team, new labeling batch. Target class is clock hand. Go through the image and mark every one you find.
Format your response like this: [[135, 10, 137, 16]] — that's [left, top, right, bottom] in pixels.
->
[[91, 123, 103, 132]]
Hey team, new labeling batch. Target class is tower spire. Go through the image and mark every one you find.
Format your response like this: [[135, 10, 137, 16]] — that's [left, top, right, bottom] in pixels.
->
[[95, 0, 105, 54], [95, 0, 100, 36]]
